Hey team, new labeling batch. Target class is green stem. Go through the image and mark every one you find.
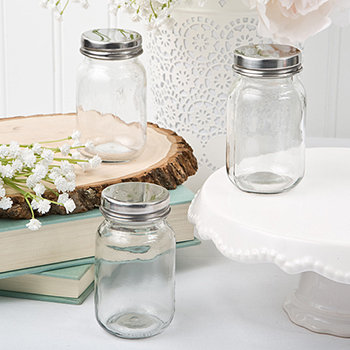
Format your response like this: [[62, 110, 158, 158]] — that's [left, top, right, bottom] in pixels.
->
[[45, 186, 60, 197], [39, 137, 70, 144], [60, 0, 70, 15], [42, 176, 54, 184], [3, 178, 28, 196], [150, 0, 157, 18], [40, 147, 60, 152], [24, 196, 35, 219], [11, 178, 27, 183], [53, 157, 88, 162]]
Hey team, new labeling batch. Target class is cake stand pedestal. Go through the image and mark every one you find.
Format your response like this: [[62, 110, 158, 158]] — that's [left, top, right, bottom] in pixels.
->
[[189, 148, 350, 337]]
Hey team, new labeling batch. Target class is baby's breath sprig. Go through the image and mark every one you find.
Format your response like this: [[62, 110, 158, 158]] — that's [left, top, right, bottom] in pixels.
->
[[40, 0, 89, 21], [109, 0, 176, 30], [0, 131, 101, 231], [40, 0, 178, 29]]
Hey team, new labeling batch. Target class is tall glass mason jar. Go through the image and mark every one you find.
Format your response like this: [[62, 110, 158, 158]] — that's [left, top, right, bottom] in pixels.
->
[[95, 182, 175, 339], [227, 44, 306, 194], [76, 29, 147, 162]]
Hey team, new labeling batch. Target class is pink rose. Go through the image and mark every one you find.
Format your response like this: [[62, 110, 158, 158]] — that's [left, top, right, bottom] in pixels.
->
[[245, 0, 350, 43]]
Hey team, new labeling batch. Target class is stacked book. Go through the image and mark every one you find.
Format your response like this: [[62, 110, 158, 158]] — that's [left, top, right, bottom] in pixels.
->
[[0, 185, 199, 304]]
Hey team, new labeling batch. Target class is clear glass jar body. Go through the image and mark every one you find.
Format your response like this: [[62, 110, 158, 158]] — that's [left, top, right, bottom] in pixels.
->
[[76, 56, 147, 162], [95, 217, 175, 339], [226, 74, 306, 194]]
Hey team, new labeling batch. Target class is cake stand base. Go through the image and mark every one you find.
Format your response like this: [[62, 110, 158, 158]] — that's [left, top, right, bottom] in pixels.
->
[[284, 272, 350, 337]]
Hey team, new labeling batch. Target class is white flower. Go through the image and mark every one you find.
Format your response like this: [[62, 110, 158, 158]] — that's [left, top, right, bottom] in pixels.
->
[[33, 183, 46, 196], [64, 198, 76, 213], [131, 13, 142, 22], [26, 174, 40, 189], [163, 16, 176, 30], [80, 0, 89, 9], [0, 145, 9, 157], [47, 0, 57, 9], [59, 144, 71, 156], [0, 197, 13, 210], [40, 0, 50, 8], [40, 0, 48, 8], [0, 186, 5, 198], [11, 159, 23, 172], [41, 149, 54, 164], [71, 130, 81, 141], [26, 218, 41, 231], [8, 141, 20, 157], [57, 193, 76, 213], [48, 167, 60, 180], [71, 151, 82, 160], [109, 3, 120, 16], [0, 164, 15, 178], [32, 143, 42, 154], [245, 0, 350, 43], [37, 199, 51, 214], [54, 175, 69, 192], [65, 180, 76, 192], [60, 160, 73, 175], [114, 0, 177, 29], [72, 0, 89, 8], [84, 140, 94, 149], [65, 171, 76, 182], [89, 155, 102, 169], [31, 199, 40, 210], [55, 12, 63, 21], [33, 164, 48, 179], [57, 193, 69, 203], [21, 148, 37, 167]]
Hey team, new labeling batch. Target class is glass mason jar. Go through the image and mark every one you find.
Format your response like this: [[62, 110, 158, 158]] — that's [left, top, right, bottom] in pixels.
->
[[227, 44, 306, 194], [95, 182, 176, 339], [76, 29, 147, 162]]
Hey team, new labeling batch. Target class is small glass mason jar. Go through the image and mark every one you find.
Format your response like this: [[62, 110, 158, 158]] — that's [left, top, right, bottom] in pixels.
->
[[95, 182, 175, 339], [76, 29, 147, 162], [226, 44, 306, 194]]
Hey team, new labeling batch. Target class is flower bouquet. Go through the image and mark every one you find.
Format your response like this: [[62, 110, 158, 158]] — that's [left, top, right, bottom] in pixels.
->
[[0, 132, 101, 230]]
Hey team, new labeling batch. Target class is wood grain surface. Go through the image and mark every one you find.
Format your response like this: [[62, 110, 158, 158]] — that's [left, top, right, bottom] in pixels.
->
[[0, 114, 197, 219]]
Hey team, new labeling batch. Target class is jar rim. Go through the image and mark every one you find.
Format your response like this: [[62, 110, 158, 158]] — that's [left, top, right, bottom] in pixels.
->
[[80, 28, 143, 60], [233, 43, 302, 78], [100, 182, 170, 222]]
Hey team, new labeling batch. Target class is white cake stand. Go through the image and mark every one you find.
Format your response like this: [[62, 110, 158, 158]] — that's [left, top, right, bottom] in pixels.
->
[[188, 148, 350, 337]]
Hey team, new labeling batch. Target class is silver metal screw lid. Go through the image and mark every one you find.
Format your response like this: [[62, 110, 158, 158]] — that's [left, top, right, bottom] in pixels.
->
[[80, 28, 143, 60], [100, 182, 170, 222], [233, 44, 302, 78]]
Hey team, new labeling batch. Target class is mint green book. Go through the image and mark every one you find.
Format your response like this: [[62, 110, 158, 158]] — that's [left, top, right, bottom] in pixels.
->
[[0, 264, 94, 305], [0, 185, 197, 276], [0, 237, 202, 305]]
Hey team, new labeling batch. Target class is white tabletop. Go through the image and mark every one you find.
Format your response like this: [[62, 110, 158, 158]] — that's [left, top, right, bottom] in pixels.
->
[[1, 137, 350, 349], [1, 241, 349, 350]]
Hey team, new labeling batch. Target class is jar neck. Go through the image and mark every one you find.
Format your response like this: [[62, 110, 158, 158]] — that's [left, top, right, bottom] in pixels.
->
[[83, 55, 140, 66], [103, 217, 167, 229], [238, 73, 299, 85]]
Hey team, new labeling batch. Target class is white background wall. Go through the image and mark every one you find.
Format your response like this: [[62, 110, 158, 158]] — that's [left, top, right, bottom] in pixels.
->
[[0, 0, 349, 139]]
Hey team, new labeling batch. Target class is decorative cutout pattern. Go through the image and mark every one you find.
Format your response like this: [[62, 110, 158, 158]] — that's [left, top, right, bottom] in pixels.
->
[[147, 8, 262, 173]]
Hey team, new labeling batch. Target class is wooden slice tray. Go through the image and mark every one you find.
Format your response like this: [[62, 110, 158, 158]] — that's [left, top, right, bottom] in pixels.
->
[[0, 113, 197, 219]]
